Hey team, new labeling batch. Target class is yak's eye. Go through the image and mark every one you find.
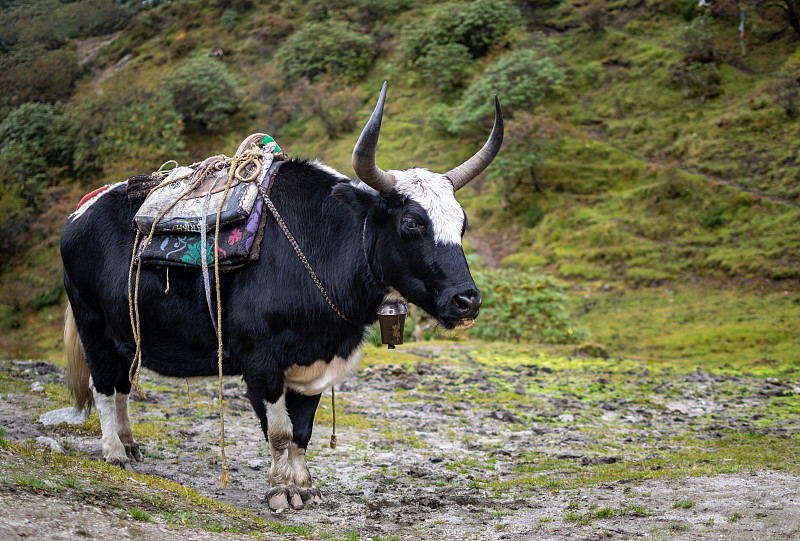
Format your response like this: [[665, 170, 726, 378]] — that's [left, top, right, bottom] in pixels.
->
[[402, 216, 425, 235]]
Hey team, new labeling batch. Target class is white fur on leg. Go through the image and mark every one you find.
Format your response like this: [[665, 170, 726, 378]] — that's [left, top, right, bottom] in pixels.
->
[[265, 395, 311, 488], [92, 387, 128, 466], [265, 394, 321, 510]]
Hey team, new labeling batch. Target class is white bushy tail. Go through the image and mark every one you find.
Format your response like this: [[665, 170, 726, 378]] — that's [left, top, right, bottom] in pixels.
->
[[64, 301, 93, 413]]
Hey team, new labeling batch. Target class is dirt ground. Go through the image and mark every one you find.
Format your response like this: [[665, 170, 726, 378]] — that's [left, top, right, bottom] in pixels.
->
[[1, 350, 799, 540]]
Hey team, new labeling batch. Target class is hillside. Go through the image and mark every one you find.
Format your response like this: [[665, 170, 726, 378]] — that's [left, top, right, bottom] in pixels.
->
[[0, 0, 799, 361]]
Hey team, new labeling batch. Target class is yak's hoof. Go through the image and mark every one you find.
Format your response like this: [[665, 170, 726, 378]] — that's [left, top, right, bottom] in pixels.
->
[[106, 455, 133, 471], [125, 443, 144, 462], [266, 486, 324, 511]]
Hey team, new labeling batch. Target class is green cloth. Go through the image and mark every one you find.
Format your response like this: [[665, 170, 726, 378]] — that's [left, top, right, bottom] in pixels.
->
[[261, 134, 281, 153]]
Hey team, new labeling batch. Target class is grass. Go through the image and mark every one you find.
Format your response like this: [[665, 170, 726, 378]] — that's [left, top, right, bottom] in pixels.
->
[[0, 440, 295, 537], [565, 282, 800, 368], [129, 507, 152, 521]]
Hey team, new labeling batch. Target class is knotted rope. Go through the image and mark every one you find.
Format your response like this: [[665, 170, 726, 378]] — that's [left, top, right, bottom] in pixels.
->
[[127, 144, 266, 488]]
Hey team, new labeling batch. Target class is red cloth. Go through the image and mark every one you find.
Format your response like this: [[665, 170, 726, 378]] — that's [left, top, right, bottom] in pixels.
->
[[76, 185, 110, 211]]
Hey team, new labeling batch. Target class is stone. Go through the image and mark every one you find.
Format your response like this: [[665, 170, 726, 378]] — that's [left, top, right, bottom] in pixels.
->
[[35, 436, 64, 453], [247, 459, 264, 470], [30, 382, 44, 392], [38, 407, 87, 426]]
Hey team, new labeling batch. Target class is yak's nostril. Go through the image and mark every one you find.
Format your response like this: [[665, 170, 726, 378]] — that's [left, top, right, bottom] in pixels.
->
[[455, 291, 481, 318]]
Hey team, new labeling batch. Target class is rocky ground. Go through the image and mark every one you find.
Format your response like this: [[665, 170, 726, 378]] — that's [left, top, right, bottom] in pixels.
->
[[1, 344, 799, 540]]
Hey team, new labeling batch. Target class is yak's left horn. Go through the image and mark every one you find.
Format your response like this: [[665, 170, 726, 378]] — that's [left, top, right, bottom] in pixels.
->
[[352, 81, 396, 193], [445, 95, 504, 191]]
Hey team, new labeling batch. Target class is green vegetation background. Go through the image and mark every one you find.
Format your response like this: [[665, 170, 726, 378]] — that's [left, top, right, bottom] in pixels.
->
[[0, 0, 798, 369]]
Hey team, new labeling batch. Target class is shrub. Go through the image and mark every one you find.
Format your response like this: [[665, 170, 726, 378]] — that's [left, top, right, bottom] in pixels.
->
[[278, 80, 364, 138], [676, 0, 697, 21], [681, 12, 717, 62], [776, 66, 800, 118], [162, 56, 244, 131], [0, 102, 74, 203], [306, 0, 416, 25], [274, 21, 375, 83], [221, 9, 237, 31], [98, 94, 185, 175], [672, 60, 721, 100], [579, 0, 607, 32], [0, 48, 81, 106], [470, 269, 585, 344], [438, 48, 564, 134], [489, 110, 562, 197], [0, 102, 74, 259], [415, 42, 473, 94], [701, 206, 724, 229], [402, 0, 519, 62], [69, 92, 122, 176]]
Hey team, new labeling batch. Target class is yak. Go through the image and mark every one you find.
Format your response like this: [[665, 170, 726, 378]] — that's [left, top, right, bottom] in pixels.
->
[[61, 83, 502, 510]]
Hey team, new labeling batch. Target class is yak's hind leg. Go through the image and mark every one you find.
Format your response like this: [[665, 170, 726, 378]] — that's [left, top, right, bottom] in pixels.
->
[[114, 380, 143, 463], [91, 381, 131, 468], [249, 385, 323, 510]]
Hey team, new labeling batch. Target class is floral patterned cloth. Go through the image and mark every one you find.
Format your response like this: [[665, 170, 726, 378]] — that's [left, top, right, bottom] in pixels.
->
[[135, 162, 283, 269]]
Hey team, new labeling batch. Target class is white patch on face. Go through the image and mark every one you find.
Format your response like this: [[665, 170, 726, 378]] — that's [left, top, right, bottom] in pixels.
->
[[284, 349, 363, 396], [69, 181, 127, 221], [391, 168, 464, 246]]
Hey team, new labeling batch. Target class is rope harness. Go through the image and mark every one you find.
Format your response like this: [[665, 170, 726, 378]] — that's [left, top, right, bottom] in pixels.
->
[[127, 142, 348, 486]]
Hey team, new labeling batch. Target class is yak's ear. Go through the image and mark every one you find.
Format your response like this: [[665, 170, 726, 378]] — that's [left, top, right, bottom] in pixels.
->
[[331, 183, 381, 216]]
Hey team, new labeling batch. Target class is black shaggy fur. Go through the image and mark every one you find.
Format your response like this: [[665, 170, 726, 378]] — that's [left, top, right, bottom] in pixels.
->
[[61, 159, 479, 456]]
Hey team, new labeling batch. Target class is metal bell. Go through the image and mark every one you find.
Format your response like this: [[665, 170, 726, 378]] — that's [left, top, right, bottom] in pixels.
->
[[377, 301, 408, 349]]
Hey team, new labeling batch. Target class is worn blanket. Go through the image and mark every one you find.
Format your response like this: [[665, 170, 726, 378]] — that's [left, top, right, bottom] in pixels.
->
[[135, 161, 283, 269]]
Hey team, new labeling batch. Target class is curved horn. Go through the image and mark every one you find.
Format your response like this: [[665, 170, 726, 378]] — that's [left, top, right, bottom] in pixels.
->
[[445, 95, 504, 191], [352, 81, 396, 193]]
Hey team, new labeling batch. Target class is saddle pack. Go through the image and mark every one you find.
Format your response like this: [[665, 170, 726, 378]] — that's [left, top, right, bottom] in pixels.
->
[[127, 134, 286, 270]]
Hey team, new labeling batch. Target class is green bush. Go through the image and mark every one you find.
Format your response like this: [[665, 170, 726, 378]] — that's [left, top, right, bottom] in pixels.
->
[[278, 80, 364, 138], [98, 94, 185, 175], [700, 206, 724, 229], [437, 48, 564, 134], [681, 12, 717, 62], [489, 110, 562, 197], [416, 43, 473, 93], [470, 269, 586, 344], [275, 21, 375, 83], [776, 66, 800, 118], [578, 0, 606, 32], [676, 0, 696, 21], [402, 0, 520, 61], [672, 60, 721, 100], [30, 281, 64, 310], [0, 102, 74, 202], [0, 47, 81, 107], [221, 9, 237, 31], [306, 0, 416, 24], [162, 56, 244, 131]]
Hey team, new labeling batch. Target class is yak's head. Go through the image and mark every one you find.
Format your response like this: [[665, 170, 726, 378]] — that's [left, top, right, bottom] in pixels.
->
[[334, 82, 503, 329]]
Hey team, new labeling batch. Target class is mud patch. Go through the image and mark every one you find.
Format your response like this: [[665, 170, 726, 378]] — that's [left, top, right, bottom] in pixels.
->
[[1, 348, 799, 540]]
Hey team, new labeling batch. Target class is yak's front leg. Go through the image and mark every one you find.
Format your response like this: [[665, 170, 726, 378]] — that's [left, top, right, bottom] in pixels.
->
[[250, 387, 323, 510]]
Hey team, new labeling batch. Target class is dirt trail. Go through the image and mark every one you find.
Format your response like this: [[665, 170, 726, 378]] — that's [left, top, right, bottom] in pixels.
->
[[1, 352, 799, 540]]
